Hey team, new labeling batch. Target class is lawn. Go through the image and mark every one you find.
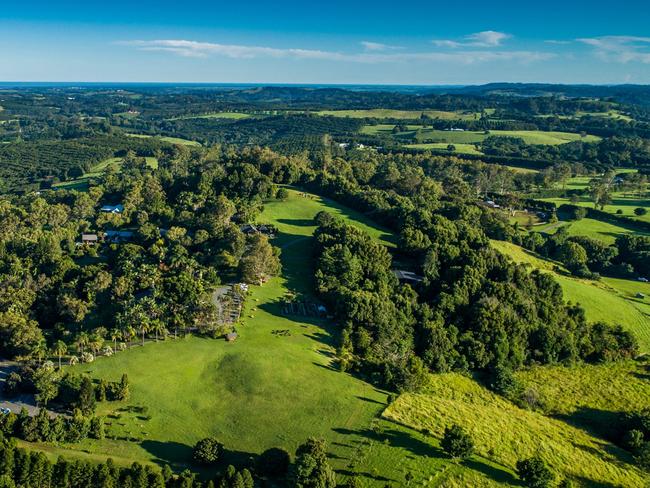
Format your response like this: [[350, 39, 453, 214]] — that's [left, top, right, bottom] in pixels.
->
[[404, 142, 483, 155], [28, 188, 401, 484], [515, 360, 650, 418], [491, 240, 650, 351], [317, 109, 481, 120], [562, 217, 650, 244], [52, 157, 158, 190], [383, 373, 648, 487], [126, 133, 202, 146], [168, 112, 252, 121], [361, 126, 600, 146], [542, 194, 650, 224]]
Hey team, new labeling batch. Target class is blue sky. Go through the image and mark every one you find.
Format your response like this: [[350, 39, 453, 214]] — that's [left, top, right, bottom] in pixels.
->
[[2, 0, 650, 84]]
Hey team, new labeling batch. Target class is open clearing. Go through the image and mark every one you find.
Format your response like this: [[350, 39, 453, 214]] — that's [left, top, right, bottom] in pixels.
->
[[384, 373, 647, 487], [53, 156, 158, 190], [316, 109, 482, 120], [362, 125, 600, 146], [126, 133, 202, 146], [491, 240, 650, 351], [26, 189, 401, 483], [167, 112, 252, 121]]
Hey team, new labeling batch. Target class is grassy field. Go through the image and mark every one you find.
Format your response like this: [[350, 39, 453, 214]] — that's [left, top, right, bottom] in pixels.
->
[[53, 156, 158, 190], [126, 133, 202, 146], [404, 143, 483, 155], [168, 112, 252, 121], [491, 240, 650, 351], [383, 373, 648, 487], [560, 217, 650, 244], [542, 194, 650, 225], [516, 360, 650, 417], [317, 109, 482, 120], [362, 125, 600, 146], [26, 188, 402, 483]]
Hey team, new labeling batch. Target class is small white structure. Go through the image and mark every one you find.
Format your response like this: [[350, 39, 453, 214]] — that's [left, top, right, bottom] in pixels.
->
[[100, 204, 124, 214]]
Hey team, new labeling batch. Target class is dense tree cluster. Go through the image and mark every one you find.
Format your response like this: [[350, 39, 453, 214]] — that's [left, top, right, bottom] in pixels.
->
[[0, 145, 285, 362]]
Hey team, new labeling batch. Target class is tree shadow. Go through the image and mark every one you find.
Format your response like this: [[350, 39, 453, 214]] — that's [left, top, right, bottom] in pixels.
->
[[553, 407, 624, 444], [276, 218, 317, 227], [140, 439, 256, 475], [332, 425, 518, 485], [462, 458, 520, 486]]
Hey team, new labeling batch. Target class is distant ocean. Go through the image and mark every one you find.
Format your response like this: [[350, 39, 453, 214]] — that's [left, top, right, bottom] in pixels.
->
[[0, 82, 463, 93]]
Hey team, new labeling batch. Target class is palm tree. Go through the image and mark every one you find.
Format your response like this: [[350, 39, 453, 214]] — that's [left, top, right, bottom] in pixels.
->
[[139, 322, 150, 346], [89, 334, 104, 356], [75, 332, 89, 355], [151, 320, 167, 342], [123, 326, 136, 347], [33, 339, 47, 364], [53, 341, 67, 369], [110, 329, 121, 351]]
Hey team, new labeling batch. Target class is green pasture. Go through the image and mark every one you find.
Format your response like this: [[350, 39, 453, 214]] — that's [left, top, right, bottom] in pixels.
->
[[168, 112, 252, 121], [384, 373, 648, 487], [29, 188, 403, 485], [362, 125, 600, 149], [316, 109, 482, 120], [126, 133, 202, 146]]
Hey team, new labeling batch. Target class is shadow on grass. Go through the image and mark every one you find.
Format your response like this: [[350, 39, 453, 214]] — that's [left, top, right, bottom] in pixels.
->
[[333, 425, 519, 485], [140, 440, 256, 475]]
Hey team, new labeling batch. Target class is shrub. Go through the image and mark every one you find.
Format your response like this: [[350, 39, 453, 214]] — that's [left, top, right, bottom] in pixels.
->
[[276, 187, 290, 200], [516, 455, 554, 488], [193, 437, 223, 465], [635, 207, 648, 216], [441, 424, 474, 460]]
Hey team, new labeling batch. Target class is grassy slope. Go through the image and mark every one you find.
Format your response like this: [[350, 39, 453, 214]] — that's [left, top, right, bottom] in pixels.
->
[[515, 360, 650, 417], [126, 133, 202, 146], [52, 157, 158, 190], [383, 374, 648, 487], [362, 125, 600, 145], [168, 112, 252, 121], [491, 240, 650, 351], [317, 109, 481, 120], [562, 218, 650, 244], [29, 189, 397, 482]]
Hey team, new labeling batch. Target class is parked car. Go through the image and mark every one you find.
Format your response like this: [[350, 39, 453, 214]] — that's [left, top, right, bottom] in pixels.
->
[[0, 408, 11, 415], [637, 277, 649, 282]]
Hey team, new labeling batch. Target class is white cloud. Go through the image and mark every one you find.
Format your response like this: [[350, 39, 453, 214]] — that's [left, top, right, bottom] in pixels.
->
[[432, 31, 511, 48], [360, 41, 401, 51], [578, 36, 650, 63], [118, 39, 552, 65]]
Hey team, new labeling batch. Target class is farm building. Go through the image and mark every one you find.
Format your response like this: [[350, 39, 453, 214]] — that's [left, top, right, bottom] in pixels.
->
[[100, 204, 124, 213], [81, 233, 98, 245]]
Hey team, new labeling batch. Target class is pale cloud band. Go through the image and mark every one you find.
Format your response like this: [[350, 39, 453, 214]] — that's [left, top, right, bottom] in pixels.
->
[[432, 30, 512, 48], [118, 38, 552, 64], [577, 36, 650, 64]]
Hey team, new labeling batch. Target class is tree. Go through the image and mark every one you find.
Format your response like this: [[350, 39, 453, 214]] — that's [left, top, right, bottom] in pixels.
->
[[33, 362, 59, 406], [558, 241, 588, 273], [257, 447, 291, 477], [77, 376, 96, 415], [52, 341, 67, 369], [294, 438, 336, 488], [516, 455, 554, 488], [440, 424, 474, 460], [634, 207, 648, 216], [239, 233, 281, 285], [192, 437, 223, 465], [117, 373, 130, 401]]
